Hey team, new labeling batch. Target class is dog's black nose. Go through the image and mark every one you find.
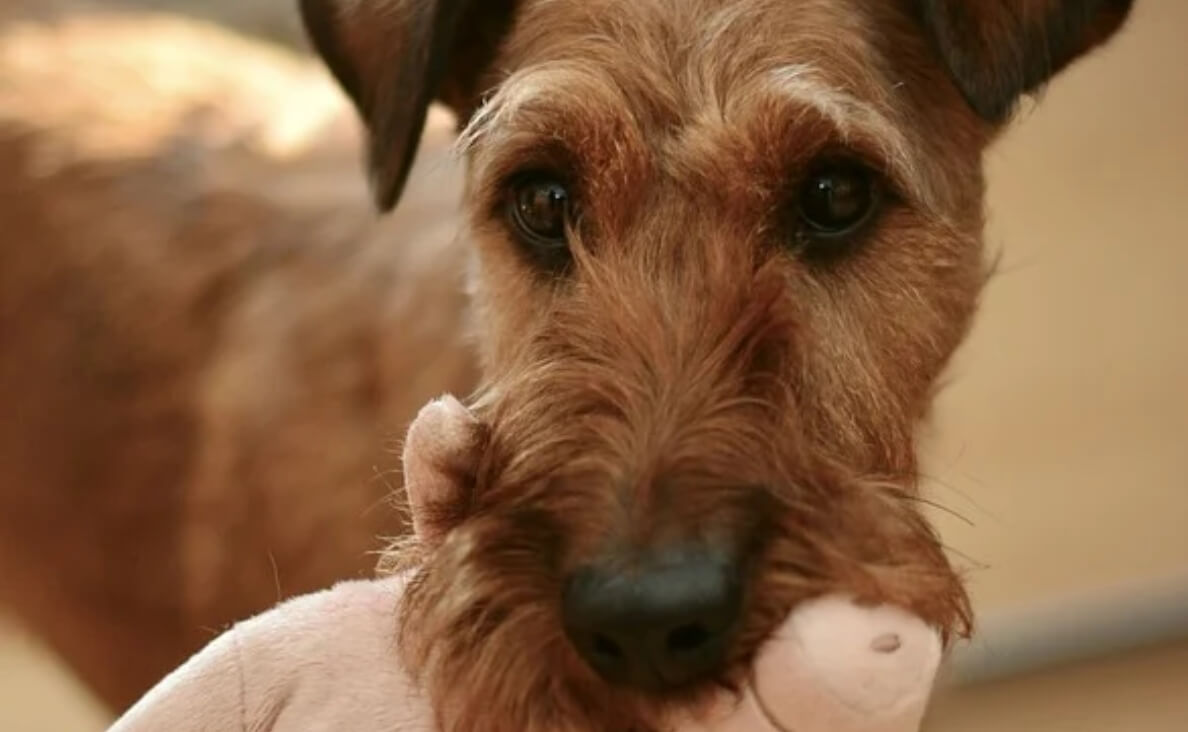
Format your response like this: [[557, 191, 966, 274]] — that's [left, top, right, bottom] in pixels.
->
[[562, 546, 743, 691]]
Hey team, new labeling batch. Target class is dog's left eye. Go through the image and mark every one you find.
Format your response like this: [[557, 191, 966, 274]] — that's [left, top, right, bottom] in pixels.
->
[[507, 175, 572, 262], [796, 160, 881, 248]]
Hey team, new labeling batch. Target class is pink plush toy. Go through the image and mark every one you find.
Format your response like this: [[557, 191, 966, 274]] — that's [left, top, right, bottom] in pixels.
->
[[111, 397, 943, 732]]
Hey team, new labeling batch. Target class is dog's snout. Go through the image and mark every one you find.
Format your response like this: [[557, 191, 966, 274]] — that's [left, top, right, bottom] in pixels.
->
[[562, 546, 743, 691]]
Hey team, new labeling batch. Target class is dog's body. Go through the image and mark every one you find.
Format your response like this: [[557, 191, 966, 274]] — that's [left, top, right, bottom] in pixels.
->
[[0, 11, 475, 709], [0, 0, 1133, 727]]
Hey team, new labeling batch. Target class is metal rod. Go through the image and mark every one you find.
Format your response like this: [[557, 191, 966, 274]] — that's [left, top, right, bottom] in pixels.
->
[[945, 571, 1188, 685]]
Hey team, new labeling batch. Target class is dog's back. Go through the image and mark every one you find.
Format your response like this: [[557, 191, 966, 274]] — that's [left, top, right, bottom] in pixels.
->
[[0, 9, 475, 709]]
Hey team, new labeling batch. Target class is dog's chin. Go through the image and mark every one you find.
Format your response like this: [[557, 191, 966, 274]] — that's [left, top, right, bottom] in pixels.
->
[[390, 511, 750, 732], [388, 472, 968, 731]]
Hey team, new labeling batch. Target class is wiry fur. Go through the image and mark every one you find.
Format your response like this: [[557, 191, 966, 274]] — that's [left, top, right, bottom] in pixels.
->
[[333, 1, 1132, 729]]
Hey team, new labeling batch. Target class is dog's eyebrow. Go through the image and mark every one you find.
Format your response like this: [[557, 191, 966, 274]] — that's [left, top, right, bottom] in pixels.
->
[[454, 75, 541, 157], [764, 64, 934, 211], [454, 63, 653, 197], [455, 65, 614, 157], [458, 62, 938, 215]]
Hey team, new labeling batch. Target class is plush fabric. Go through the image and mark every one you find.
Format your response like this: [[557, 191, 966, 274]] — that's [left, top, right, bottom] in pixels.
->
[[110, 576, 940, 732], [111, 575, 432, 732]]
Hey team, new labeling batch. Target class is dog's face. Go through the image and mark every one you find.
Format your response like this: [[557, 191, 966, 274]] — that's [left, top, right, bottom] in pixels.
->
[[302, 1, 1132, 729]]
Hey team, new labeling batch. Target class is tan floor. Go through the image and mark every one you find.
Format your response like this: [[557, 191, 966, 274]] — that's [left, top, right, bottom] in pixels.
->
[[926, 640, 1188, 732], [1, 1, 1186, 730], [0, 614, 109, 730]]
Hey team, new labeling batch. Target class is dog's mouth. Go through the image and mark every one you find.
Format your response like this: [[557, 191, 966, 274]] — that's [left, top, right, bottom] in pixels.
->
[[395, 511, 962, 732], [395, 392, 967, 731]]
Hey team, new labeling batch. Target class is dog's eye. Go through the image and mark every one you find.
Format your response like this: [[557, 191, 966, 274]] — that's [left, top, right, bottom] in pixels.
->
[[507, 174, 572, 262], [797, 160, 879, 243]]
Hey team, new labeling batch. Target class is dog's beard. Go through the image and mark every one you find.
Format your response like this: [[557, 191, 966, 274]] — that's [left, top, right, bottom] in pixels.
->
[[387, 469, 968, 732], [745, 470, 972, 651], [395, 509, 664, 732]]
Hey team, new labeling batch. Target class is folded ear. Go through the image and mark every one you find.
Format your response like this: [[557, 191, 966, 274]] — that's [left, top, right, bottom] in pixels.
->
[[299, 0, 518, 210], [916, 0, 1134, 122]]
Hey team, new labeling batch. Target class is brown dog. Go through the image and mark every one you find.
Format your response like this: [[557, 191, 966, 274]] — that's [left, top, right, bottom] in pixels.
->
[[0, 0, 1132, 725], [296, 0, 1133, 730]]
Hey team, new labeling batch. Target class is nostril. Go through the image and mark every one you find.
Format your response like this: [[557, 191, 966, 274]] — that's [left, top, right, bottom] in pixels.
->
[[666, 623, 712, 654], [592, 633, 624, 661]]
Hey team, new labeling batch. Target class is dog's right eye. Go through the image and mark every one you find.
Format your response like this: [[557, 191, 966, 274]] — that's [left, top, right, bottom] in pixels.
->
[[507, 174, 572, 266], [792, 158, 882, 260]]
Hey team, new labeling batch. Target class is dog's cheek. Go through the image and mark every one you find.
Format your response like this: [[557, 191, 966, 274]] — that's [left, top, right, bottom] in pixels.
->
[[792, 211, 983, 461], [467, 227, 558, 378]]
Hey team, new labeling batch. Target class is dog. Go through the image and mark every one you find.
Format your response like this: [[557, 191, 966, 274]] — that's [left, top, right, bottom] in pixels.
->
[[0, 0, 1132, 725], [294, 0, 1133, 730]]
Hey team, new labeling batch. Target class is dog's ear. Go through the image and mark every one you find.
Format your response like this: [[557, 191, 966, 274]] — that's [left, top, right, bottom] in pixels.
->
[[299, 0, 518, 210], [915, 0, 1134, 122]]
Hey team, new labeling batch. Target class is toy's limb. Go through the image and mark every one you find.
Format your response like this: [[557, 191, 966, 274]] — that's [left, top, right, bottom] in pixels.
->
[[687, 595, 942, 732], [109, 576, 432, 732], [402, 394, 484, 547], [108, 623, 244, 732]]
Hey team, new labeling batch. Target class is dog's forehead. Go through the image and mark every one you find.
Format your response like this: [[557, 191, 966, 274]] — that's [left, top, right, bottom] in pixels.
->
[[504, 0, 894, 87], [467, 0, 944, 213], [482, 0, 926, 146]]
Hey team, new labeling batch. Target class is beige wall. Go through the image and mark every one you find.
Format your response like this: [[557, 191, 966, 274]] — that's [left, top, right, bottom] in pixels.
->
[[1, 1, 1185, 730], [923, 0, 1188, 617], [919, 2, 1188, 728]]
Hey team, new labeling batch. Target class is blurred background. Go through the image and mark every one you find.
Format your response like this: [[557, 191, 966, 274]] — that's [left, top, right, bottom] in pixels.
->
[[0, 0, 1184, 730]]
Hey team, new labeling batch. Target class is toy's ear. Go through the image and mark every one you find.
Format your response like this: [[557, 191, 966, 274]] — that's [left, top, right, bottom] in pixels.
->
[[915, 0, 1134, 122], [402, 396, 486, 547], [299, 0, 518, 210]]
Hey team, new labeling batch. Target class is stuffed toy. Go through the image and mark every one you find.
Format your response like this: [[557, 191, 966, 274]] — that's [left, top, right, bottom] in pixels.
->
[[110, 397, 943, 731]]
